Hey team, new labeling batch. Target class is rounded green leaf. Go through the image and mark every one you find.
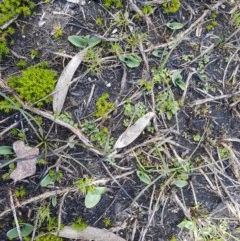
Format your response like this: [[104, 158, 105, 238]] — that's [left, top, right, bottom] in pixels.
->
[[68, 35, 88, 48], [0, 146, 13, 155], [85, 187, 106, 208], [137, 170, 152, 185], [173, 179, 188, 188], [7, 223, 33, 239], [119, 55, 142, 68], [40, 173, 54, 187], [152, 50, 168, 57], [86, 36, 101, 47], [166, 22, 184, 30], [171, 71, 186, 90]]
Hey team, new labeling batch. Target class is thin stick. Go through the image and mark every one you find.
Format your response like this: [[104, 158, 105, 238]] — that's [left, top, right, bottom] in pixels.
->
[[9, 190, 23, 241]]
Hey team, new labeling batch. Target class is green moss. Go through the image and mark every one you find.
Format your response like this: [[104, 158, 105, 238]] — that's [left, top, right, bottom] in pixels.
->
[[162, 0, 181, 14], [8, 63, 57, 107], [16, 59, 27, 68], [103, 0, 123, 9], [95, 93, 115, 118], [35, 234, 63, 241], [0, 37, 9, 59], [0, 0, 35, 26], [71, 217, 87, 231]]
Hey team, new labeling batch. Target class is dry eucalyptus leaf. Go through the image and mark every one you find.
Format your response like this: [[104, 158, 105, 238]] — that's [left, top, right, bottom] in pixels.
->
[[55, 226, 126, 241], [113, 112, 155, 150], [10, 141, 39, 182], [53, 49, 87, 113]]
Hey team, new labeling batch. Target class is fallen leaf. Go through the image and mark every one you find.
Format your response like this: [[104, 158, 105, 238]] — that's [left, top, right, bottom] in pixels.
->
[[10, 141, 39, 182], [53, 49, 87, 113], [55, 226, 126, 241], [113, 112, 155, 150]]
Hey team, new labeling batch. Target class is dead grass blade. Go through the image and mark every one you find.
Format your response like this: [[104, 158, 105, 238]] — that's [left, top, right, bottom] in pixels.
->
[[53, 49, 87, 113], [54, 225, 126, 241]]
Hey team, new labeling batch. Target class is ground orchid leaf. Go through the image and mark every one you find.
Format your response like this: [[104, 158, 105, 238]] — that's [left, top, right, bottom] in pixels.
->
[[68, 35, 88, 48], [86, 35, 101, 47], [171, 71, 186, 90], [7, 223, 33, 239], [40, 173, 54, 187], [166, 22, 184, 30], [10, 141, 39, 182], [137, 170, 152, 185], [0, 146, 13, 155], [119, 55, 142, 68], [113, 112, 155, 150], [53, 49, 87, 113], [85, 187, 106, 209]]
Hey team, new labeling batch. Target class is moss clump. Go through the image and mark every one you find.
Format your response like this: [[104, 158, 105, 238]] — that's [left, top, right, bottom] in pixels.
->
[[103, 0, 123, 9], [36, 234, 63, 241], [71, 216, 88, 231], [95, 93, 115, 118], [8, 63, 57, 107], [0, 0, 35, 26], [0, 37, 9, 59], [163, 0, 181, 14]]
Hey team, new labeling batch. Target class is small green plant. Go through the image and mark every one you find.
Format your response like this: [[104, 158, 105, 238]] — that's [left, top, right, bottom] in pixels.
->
[[71, 217, 87, 231], [15, 185, 26, 198], [162, 0, 181, 14], [84, 48, 103, 75], [96, 16, 103, 25], [156, 89, 179, 120], [54, 112, 78, 127], [142, 5, 154, 15], [82, 121, 114, 151], [206, 11, 218, 31], [75, 176, 95, 196], [53, 26, 63, 38], [1, 163, 15, 180], [30, 49, 39, 59], [123, 101, 149, 127], [103, 218, 111, 227], [231, 10, 240, 26], [193, 133, 201, 142], [8, 63, 57, 107], [95, 93, 115, 118]]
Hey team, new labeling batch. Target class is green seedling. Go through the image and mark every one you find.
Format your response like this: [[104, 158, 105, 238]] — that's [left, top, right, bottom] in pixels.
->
[[206, 11, 218, 31], [84, 48, 103, 75], [15, 185, 26, 198], [156, 89, 179, 120], [54, 112, 78, 127], [40, 170, 63, 187], [53, 26, 63, 38], [103, 218, 111, 227], [30, 49, 39, 59], [103, 0, 123, 9]]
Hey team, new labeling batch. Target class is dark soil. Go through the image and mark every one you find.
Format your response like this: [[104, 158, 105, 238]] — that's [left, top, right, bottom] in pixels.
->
[[1, 0, 240, 240]]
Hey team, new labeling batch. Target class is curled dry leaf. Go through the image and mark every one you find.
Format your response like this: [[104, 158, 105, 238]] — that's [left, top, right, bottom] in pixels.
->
[[55, 226, 126, 241], [53, 49, 87, 113], [113, 112, 155, 150], [10, 141, 39, 182]]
